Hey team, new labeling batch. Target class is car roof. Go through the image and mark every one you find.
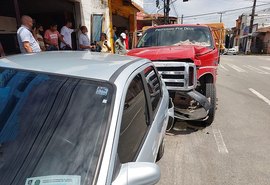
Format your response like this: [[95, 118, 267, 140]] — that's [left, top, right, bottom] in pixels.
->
[[0, 51, 142, 81]]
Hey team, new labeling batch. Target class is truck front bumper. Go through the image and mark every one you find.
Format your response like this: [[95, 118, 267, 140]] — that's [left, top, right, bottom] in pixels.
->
[[173, 90, 210, 121], [153, 61, 210, 121]]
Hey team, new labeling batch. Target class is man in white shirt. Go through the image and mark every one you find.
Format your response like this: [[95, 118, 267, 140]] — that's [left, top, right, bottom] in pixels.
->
[[60, 20, 77, 50], [17, 15, 41, 53], [79, 26, 95, 51]]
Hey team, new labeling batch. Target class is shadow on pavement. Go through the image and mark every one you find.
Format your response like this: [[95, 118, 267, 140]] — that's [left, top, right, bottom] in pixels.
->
[[166, 120, 207, 136]]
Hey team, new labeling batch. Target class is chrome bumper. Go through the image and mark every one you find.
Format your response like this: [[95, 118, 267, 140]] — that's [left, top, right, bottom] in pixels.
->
[[153, 61, 209, 121]]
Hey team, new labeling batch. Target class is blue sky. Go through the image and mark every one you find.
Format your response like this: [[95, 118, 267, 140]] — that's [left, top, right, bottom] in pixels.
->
[[143, 0, 270, 28]]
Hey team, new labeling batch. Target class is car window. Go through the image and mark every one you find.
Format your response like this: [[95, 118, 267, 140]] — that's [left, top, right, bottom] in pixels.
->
[[137, 26, 213, 48], [118, 74, 149, 163], [144, 66, 162, 114], [0, 68, 113, 185]]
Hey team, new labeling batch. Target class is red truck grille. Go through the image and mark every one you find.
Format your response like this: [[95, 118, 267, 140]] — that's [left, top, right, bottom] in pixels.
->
[[153, 61, 197, 91]]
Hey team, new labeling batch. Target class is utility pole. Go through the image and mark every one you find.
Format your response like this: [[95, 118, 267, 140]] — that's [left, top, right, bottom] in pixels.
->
[[181, 14, 184, 24], [164, 0, 166, 24], [219, 12, 223, 23], [163, 0, 188, 24], [217, 12, 225, 52], [249, 0, 257, 34], [218, 12, 225, 23], [164, 0, 170, 24], [246, 0, 257, 54]]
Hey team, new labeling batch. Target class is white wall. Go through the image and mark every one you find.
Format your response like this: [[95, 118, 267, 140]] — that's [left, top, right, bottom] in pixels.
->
[[241, 12, 270, 33], [79, 0, 111, 41], [133, 0, 144, 8]]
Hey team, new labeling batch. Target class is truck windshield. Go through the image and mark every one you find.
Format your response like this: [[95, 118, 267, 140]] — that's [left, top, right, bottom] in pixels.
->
[[0, 68, 113, 185], [137, 26, 213, 48]]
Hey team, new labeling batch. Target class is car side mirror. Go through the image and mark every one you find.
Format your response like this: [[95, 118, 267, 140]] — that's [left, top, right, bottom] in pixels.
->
[[112, 162, 161, 185]]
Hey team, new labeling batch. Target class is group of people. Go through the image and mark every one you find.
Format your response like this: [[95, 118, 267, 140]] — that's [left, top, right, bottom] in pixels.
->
[[17, 15, 130, 55], [17, 15, 73, 53]]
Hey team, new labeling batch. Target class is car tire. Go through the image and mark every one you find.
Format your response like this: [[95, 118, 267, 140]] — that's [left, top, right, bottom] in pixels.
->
[[204, 83, 216, 126], [156, 138, 165, 162]]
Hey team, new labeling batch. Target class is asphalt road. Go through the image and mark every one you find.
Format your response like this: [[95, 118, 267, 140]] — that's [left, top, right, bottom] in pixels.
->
[[157, 55, 270, 185]]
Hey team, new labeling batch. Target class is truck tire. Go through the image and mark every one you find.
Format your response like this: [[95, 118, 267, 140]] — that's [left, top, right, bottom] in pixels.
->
[[204, 83, 216, 126], [156, 139, 165, 162]]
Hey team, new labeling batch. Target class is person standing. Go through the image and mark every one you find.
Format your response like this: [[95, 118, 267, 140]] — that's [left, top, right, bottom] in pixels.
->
[[124, 29, 129, 49], [60, 20, 77, 50], [17, 15, 41, 53], [33, 24, 46, 51], [96, 33, 111, 53], [113, 26, 118, 42], [44, 23, 69, 51], [79, 26, 95, 51], [115, 33, 127, 55]]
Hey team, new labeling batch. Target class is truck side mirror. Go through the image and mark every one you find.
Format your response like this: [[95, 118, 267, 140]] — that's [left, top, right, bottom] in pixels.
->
[[112, 162, 161, 185]]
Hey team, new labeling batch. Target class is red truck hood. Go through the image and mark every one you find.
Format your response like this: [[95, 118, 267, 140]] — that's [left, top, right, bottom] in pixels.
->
[[128, 45, 212, 61]]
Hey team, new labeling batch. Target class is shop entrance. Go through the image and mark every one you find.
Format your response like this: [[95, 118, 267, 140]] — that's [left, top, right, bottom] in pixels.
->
[[112, 14, 130, 37], [0, 0, 81, 54]]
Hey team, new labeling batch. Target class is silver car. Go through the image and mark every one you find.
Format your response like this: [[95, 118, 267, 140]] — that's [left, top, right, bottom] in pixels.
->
[[0, 51, 174, 185]]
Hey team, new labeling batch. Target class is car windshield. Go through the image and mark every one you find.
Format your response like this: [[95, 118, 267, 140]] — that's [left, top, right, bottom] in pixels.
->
[[0, 68, 114, 185], [137, 26, 213, 48]]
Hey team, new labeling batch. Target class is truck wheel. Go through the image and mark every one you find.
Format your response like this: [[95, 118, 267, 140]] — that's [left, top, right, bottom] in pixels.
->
[[204, 83, 216, 126], [156, 139, 165, 162]]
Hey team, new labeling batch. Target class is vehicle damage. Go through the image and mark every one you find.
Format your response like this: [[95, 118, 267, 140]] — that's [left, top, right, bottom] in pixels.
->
[[128, 24, 219, 128]]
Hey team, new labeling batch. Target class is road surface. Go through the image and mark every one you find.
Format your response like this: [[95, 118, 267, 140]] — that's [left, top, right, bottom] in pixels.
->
[[157, 55, 270, 185]]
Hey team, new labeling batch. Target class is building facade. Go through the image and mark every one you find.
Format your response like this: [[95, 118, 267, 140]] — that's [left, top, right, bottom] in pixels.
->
[[232, 8, 270, 54], [0, 0, 140, 55]]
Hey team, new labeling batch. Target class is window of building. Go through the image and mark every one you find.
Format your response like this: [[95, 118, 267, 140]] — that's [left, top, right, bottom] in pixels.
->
[[117, 74, 149, 163]]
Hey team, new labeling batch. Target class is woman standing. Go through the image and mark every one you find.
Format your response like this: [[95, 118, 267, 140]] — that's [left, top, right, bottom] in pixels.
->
[[33, 24, 46, 51], [96, 33, 111, 53]]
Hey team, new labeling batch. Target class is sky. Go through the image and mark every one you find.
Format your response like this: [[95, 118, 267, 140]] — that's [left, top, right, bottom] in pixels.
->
[[143, 0, 270, 28]]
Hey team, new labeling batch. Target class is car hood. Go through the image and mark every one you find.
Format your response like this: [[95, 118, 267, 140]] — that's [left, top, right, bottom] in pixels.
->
[[128, 45, 213, 61]]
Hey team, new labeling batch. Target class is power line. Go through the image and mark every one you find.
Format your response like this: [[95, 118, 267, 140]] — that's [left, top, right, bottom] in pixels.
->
[[183, 10, 242, 19], [183, 3, 270, 18], [183, 6, 270, 20], [172, 1, 179, 18], [244, 0, 270, 3], [183, 7, 270, 21]]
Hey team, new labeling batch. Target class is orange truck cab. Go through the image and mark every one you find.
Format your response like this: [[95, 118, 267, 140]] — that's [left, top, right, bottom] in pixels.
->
[[128, 24, 219, 128]]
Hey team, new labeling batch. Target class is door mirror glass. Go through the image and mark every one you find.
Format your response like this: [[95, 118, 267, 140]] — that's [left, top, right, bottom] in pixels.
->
[[112, 162, 160, 185]]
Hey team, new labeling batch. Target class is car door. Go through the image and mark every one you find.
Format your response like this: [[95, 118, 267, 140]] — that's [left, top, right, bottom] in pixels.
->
[[116, 64, 167, 164], [137, 66, 169, 162], [117, 72, 151, 164]]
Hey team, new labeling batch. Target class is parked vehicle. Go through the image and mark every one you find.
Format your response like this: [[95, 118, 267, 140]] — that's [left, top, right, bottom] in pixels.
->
[[223, 47, 239, 55], [128, 24, 219, 127], [0, 51, 174, 185]]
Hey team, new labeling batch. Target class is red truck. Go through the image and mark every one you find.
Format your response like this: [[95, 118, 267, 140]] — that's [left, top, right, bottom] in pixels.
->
[[128, 24, 219, 128]]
